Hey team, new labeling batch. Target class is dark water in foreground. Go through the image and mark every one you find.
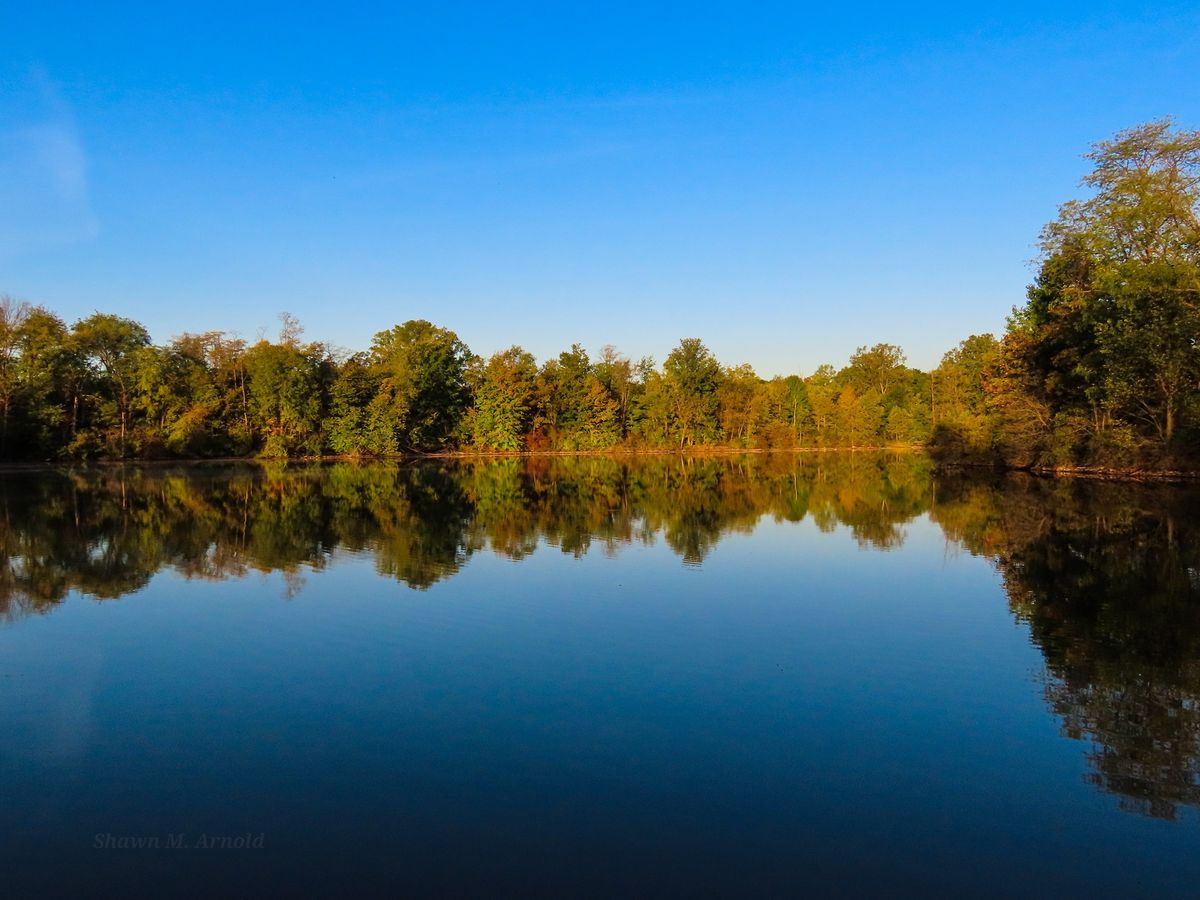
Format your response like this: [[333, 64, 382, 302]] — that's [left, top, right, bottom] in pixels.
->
[[2, 454, 1198, 897]]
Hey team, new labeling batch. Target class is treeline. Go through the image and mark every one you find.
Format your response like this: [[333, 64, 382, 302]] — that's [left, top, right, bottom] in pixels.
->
[[3, 119, 1198, 468], [0, 303, 951, 460]]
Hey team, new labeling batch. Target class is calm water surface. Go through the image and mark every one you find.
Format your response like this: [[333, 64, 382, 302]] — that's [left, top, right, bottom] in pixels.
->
[[1, 454, 1198, 896]]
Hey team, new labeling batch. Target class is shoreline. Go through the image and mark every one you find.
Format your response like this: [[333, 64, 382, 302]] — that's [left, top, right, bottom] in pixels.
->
[[0, 445, 923, 473], [934, 460, 1200, 483], [2, 446, 1199, 481]]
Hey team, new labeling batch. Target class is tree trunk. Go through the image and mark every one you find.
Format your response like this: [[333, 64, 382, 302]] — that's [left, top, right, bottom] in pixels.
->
[[120, 391, 128, 456], [240, 370, 250, 428]]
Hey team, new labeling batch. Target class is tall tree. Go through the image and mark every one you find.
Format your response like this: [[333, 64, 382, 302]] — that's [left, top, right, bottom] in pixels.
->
[[845, 343, 906, 401], [717, 364, 761, 445], [71, 313, 152, 455], [594, 345, 637, 439], [368, 320, 472, 452], [662, 338, 723, 446], [0, 297, 30, 455], [326, 353, 383, 455], [930, 333, 1000, 455], [1009, 119, 1200, 457], [805, 365, 838, 447], [469, 346, 538, 451], [831, 385, 882, 446], [243, 339, 325, 457]]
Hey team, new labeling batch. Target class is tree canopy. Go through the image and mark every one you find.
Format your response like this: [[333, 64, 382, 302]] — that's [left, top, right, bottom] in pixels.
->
[[0, 309, 940, 460], [932, 118, 1200, 469]]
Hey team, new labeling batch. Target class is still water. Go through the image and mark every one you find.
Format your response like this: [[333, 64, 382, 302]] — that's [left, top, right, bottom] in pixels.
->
[[1, 454, 1198, 896]]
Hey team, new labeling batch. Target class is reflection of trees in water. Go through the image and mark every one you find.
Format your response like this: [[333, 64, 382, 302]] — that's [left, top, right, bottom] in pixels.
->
[[4, 456, 1200, 820], [806, 454, 933, 549], [0, 453, 931, 611], [935, 476, 1200, 820]]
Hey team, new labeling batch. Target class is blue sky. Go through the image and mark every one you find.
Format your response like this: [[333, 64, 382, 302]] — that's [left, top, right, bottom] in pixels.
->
[[2, 2, 1198, 375]]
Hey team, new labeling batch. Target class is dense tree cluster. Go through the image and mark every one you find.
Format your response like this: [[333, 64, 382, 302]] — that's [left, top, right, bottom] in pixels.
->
[[0, 302, 940, 459], [933, 119, 1200, 469]]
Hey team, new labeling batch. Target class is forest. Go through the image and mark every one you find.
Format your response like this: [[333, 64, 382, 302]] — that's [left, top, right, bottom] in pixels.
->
[[1, 119, 1197, 468]]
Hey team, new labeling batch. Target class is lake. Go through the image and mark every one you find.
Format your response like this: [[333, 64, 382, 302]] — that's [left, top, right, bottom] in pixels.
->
[[2, 454, 1198, 896]]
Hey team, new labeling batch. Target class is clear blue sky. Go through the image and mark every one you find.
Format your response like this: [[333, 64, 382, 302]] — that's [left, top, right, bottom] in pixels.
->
[[2, 2, 1198, 375]]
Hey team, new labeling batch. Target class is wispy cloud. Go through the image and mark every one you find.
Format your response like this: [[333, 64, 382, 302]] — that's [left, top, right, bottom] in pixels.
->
[[0, 68, 98, 259]]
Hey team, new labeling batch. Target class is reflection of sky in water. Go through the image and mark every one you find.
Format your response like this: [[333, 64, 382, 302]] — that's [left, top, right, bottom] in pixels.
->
[[3, 642, 101, 766]]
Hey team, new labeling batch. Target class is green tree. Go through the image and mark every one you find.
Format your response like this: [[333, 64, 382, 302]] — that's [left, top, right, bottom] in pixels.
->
[[1005, 119, 1200, 461], [368, 320, 472, 452], [325, 353, 383, 454], [469, 346, 538, 450], [535, 344, 592, 447], [1095, 261, 1200, 444], [0, 297, 30, 455], [243, 340, 325, 456], [845, 343, 907, 401], [594, 345, 638, 439], [71, 313, 152, 455], [806, 365, 838, 447], [930, 333, 1000, 456], [831, 385, 882, 446], [717, 363, 761, 445], [20, 307, 75, 455], [661, 338, 723, 446], [576, 374, 621, 449]]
